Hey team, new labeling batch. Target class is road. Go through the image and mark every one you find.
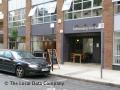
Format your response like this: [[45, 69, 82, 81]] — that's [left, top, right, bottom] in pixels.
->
[[0, 71, 120, 90]]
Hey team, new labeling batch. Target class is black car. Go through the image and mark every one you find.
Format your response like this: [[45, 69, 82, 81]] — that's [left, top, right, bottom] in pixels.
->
[[0, 49, 51, 78]]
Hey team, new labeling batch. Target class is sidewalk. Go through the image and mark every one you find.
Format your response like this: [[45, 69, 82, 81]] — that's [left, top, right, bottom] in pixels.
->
[[51, 62, 120, 86]]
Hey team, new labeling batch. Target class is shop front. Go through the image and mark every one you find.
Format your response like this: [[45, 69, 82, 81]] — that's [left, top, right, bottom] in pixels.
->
[[31, 23, 56, 64], [62, 17, 103, 64]]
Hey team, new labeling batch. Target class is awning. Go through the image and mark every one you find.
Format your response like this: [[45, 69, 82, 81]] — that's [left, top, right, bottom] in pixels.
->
[[62, 0, 73, 11], [112, 0, 120, 2], [28, 7, 37, 16]]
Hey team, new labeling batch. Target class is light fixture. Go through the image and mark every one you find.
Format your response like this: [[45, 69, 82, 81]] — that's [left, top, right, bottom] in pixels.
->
[[76, 39, 79, 42]]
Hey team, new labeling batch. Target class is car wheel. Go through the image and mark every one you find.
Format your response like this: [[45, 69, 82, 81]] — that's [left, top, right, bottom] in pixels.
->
[[16, 66, 24, 78]]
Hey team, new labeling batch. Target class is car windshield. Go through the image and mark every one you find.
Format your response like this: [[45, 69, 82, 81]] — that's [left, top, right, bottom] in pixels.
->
[[12, 51, 35, 59]]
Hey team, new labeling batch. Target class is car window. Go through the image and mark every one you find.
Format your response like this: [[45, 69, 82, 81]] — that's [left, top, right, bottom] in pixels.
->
[[0, 51, 4, 57], [4, 51, 13, 58], [12, 51, 35, 59]]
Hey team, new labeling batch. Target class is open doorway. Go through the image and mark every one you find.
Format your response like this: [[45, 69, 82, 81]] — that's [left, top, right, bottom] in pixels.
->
[[66, 32, 101, 64]]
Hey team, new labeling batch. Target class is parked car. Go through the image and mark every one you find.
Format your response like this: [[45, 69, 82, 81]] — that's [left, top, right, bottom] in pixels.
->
[[0, 49, 51, 78]]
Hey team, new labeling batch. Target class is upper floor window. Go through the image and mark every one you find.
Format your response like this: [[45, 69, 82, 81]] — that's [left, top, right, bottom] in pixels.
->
[[29, 1, 57, 25], [8, 0, 26, 11], [63, 0, 102, 20], [8, 9, 26, 28]]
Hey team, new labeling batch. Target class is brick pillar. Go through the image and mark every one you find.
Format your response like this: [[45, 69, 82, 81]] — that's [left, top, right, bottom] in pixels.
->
[[3, 0, 8, 49], [103, 0, 114, 69], [56, 0, 64, 63], [25, 0, 32, 51]]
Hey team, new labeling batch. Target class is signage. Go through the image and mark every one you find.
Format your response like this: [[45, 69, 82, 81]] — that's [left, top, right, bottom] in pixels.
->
[[73, 24, 98, 31]]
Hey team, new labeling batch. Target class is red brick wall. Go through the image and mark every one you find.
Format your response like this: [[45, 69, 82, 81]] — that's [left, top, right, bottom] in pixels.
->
[[3, 0, 8, 49], [56, 0, 64, 63], [103, 0, 114, 69], [25, 0, 32, 51]]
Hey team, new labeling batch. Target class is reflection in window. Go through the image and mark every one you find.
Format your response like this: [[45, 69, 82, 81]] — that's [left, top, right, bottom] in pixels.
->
[[92, 8, 102, 16], [83, 10, 91, 17], [8, 9, 25, 28], [64, 12, 73, 20], [83, 1, 91, 9], [44, 16, 50, 23], [31, 1, 57, 24], [74, 11, 82, 19], [93, 0, 102, 7], [64, 0, 102, 20], [37, 17, 43, 24], [74, 3, 82, 10], [74, 0, 82, 3], [51, 15, 57, 22]]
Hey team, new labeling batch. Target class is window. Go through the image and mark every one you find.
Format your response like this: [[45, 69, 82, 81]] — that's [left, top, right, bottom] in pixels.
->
[[93, 0, 102, 7], [83, 38, 93, 53], [4, 51, 13, 59], [8, 9, 26, 28], [0, 51, 4, 57], [64, 0, 102, 20], [113, 32, 120, 65], [114, 1, 120, 14], [83, 1, 91, 9], [31, 1, 57, 25]]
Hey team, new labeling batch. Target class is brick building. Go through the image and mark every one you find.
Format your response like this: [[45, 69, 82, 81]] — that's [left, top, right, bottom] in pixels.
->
[[0, 0, 120, 70]]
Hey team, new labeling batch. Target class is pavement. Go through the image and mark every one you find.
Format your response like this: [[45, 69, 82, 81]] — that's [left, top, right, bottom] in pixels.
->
[[51, 62, 120, 87]]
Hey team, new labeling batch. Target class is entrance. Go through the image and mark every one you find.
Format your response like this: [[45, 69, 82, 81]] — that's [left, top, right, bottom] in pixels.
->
[[65, 32, 101, 64]]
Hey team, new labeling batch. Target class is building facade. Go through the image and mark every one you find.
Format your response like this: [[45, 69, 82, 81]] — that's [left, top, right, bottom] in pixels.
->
[[0, 0, 120, 70]]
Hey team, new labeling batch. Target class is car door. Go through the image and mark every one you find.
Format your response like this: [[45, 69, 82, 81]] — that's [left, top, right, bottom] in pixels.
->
[[2, 51, 16, 73]]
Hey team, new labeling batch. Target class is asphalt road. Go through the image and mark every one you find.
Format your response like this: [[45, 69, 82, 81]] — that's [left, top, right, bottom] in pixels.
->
[[0, 71, 120, 90]]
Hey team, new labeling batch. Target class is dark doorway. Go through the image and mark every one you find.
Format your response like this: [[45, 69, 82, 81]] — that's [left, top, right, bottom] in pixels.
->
[[64, 32, 101, 64]]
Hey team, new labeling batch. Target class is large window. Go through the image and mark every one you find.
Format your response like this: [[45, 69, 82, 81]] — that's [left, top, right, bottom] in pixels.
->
[[64, 0, 102, 20], [31, 1, 57, 25], [8, 8, 26, 49], [32, 35, 56, 52], [8, 9, 26, 28]]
